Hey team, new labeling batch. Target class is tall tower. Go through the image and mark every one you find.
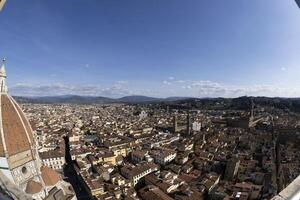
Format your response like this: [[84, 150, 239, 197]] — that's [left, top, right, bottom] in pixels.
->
[[186, 112, 191, 135], [249, 98, 255, 128], [173, 115, 178, 133], [250, 98, 254, 120], [224, 158, 240, 181]]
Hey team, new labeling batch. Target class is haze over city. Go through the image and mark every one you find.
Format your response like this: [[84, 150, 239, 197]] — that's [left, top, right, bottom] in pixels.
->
[[1, 0, 300, 98]]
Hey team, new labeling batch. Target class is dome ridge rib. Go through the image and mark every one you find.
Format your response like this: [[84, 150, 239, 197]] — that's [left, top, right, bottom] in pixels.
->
[[0, 94, 7, 157], [1, 94, 31, 156], [10, 96, 34, 143], [8, 95, 33, 147]]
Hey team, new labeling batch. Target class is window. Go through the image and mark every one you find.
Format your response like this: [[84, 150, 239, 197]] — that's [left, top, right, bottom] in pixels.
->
[[21, 166, 27, 174]]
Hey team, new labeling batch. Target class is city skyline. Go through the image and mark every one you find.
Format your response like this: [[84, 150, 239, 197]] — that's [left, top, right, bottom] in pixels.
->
[[0, 2, 300, 199], [1, 0, 300, 97]]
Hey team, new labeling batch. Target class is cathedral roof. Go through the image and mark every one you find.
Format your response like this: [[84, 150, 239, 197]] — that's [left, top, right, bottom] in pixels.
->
[[25, 180, 43, 194], [41, 166, 61, 186], [0, 94, 34, 157], [0, 60, 34, 160]]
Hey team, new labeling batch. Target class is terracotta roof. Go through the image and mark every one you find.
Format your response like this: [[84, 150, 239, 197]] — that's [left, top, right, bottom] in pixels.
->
[[41, 166, 61, 186], [139, 185, 173, 200], [11, 97, 34, 142], [25, 180, 43, 194], [0, 95, 32, 156], [39, 150, 64, 159], [121, 162, 159, 178], [0, 122, 4, 156]]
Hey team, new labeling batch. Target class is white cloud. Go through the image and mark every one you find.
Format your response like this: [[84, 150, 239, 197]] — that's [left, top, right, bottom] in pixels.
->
[[180, 80, 299, 97], [10, 83, 134, 97], [161, 77, 300, 98], [281, 67, 286, 71], [9, 79, 300, 98], [163, 80, 172, 85], [116, 80, 128, 84], [175, 80, 186, 83]]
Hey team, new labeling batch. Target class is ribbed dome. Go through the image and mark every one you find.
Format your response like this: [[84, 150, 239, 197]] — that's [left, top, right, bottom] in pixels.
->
[[0, 60, 34, 159], [0, 61, 73, 198], [0, 94, 34, 157]]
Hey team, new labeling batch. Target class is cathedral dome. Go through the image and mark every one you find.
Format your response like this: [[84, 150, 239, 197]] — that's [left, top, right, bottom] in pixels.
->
[[0, 94, 34, 157], [0, 60, 75, 199], [0, 59, 40, 189], [0, 60, 34, 160]]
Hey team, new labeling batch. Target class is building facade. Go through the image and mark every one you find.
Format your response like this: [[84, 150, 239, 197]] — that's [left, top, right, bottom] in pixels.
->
[[39, 150, 66, 170]]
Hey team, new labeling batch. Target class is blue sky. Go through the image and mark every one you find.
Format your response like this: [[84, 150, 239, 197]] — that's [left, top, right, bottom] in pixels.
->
[[1, 0, 300, 97]]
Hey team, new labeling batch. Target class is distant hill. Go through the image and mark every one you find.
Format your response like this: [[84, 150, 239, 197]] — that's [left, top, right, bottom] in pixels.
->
[[118, 95, 162, 103], [13, 95, 116, 104], [170, 96, 300, 112], [14, 95, 300, 112], [165, 96, 192, 101], [13, 95, 191, 104]]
